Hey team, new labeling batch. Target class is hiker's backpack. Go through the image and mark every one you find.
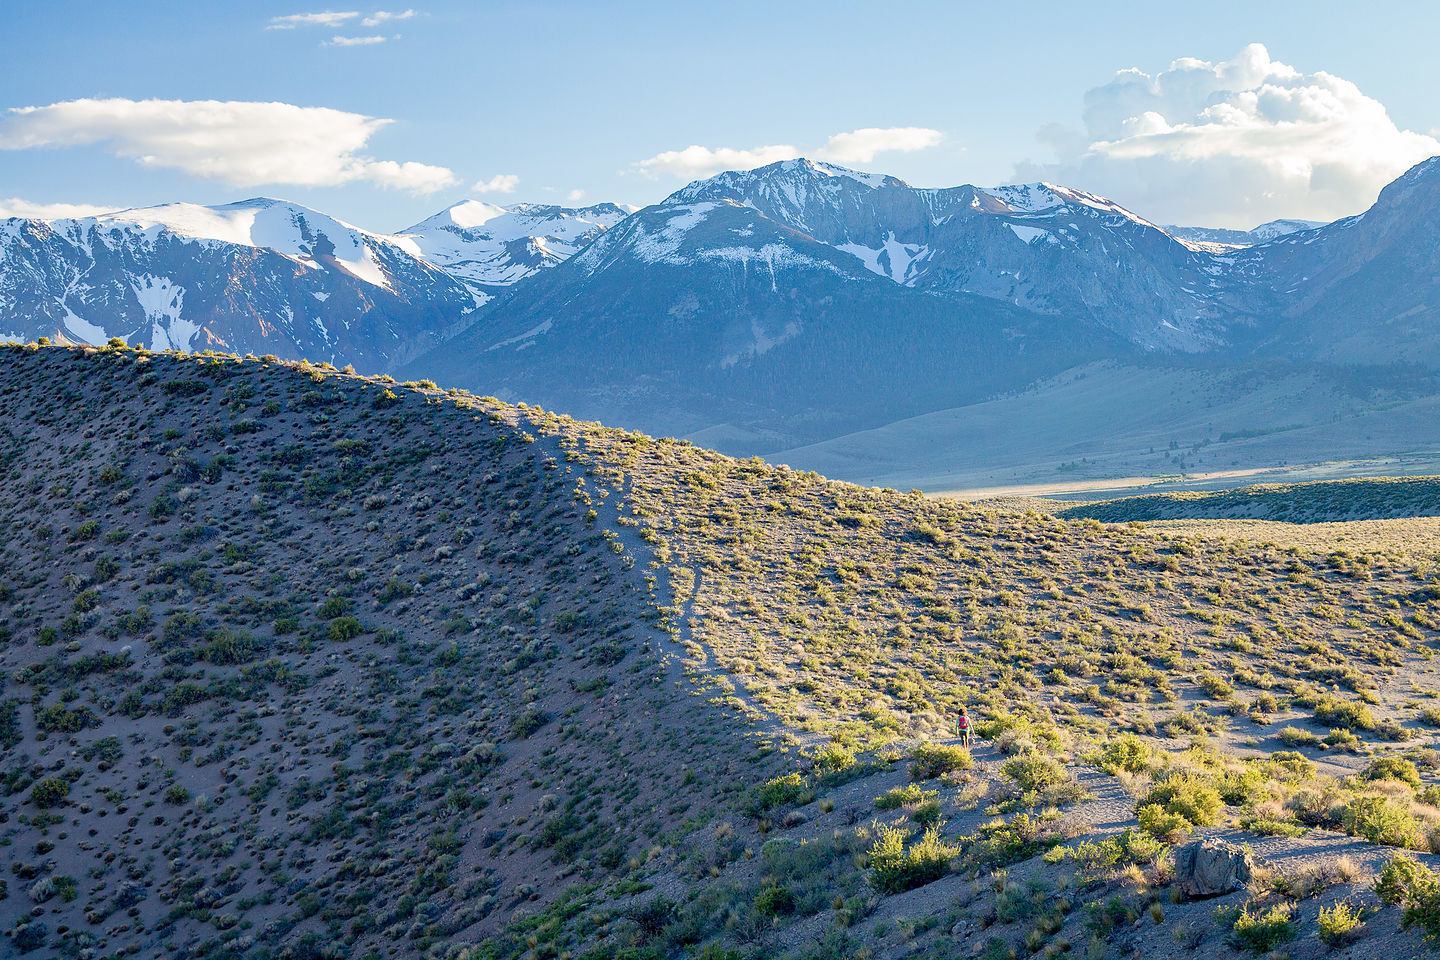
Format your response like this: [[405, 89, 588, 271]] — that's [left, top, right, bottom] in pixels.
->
[[957, 715, 969, 731]]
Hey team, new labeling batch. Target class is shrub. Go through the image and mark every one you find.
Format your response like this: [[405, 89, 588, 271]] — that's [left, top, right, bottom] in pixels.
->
[[909, 742, 973, 781], [1276, 725, 1320, 747], [753, 773, 813, 811], [869, 824, 958, 894], [1139, 774, 1223, 828], [1314, 696, 1376, 731], [29, 777, 70, 807], [1343, 795, 1423, 848], [165, 784, 192, 805], [1364, 757, 1422, 790], [753, 884, 795, 916], [510, 708, 549, 740], [327, 616, 363, 642], [1137, 803, 1193, 841], [1000, 752, 1067, 793], [1097, 733, 1151, 775], [1227, 902, 1296, 952], [1376, 854, 1440, 940], [1316, 899, 1365, 947], [875, 784, 936, 810]]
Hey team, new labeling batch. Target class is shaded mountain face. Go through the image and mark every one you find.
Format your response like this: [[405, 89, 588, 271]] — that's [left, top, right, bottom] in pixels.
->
[[398, 200, 636, 297], [407, 198, 1133, 449], [1227, 157, 1440, 369], [0, 199, 481, 370]]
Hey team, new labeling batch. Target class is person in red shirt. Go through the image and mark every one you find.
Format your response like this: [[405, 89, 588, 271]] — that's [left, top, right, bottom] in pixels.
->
[[956, 706, 972, 747]]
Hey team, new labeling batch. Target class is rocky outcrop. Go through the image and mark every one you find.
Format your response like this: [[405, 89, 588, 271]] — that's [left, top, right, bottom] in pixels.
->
[[1174, 837, 1257, 899]]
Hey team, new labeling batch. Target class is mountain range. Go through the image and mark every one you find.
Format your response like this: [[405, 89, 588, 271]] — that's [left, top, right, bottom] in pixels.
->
[[4, 156, 1439, 483]]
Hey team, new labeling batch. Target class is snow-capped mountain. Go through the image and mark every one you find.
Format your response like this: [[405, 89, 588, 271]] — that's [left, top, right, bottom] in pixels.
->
[[404, 154, 1440, 451], [0, 198, 483, 367], [6, 155, 1440, 458], [399, 200, 635, 298], [406, 186, 1133, 445], [664, 159, 1255, 350], [1164, 218, 1325, 250]]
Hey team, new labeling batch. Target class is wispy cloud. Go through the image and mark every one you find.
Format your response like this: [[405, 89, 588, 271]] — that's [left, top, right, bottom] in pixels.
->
[[1018, 43, 1440, 227], [325, 35, 388, 46], [267, 10, 358, 29], [472, 174, 519, 194], [362, 8, 416, 26], [633, 126, 944, 179], [565, 189, 585, 203], [0, 198, 119, 220], [0, 98, 457, 194]]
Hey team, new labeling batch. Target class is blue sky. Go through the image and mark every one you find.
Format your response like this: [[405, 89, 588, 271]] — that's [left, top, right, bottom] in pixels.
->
[[2, 0, 1437, 230]]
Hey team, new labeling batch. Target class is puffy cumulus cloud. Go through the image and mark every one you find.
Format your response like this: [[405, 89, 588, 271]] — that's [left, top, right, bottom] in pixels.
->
[[472, 173, 519, 194], [0, 98, 457, 194], [565, 189, 585, 203], [816, 127, 944, 164], [633, 126, 943, 179], [267, 10, 358, 29], [1017, 43, 1440, 228], [0, 198, 119, 220]]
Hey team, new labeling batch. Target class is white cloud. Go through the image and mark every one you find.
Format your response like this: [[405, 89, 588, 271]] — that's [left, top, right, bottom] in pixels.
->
[[0, 98, 457, 194], [325, 35, 387, 46], [1017, 43, 1440, 228], [472, 173, 519, 194], [362, 8, 416, 26], [633, 143, 799, 179], [633, 126, 944, 180], [816, 127, 945, 164], [565, 189, 585, 203], [0, 198, 119, 220], [268, 10, 358, 29]]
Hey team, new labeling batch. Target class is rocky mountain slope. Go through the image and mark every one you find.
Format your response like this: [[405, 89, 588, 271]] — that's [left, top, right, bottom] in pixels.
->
[[399, 200, 635, 296], [8, 344, 1440, 958]]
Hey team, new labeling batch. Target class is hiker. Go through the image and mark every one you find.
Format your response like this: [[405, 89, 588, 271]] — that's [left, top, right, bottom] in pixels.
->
[[955, 707, 973, 747]]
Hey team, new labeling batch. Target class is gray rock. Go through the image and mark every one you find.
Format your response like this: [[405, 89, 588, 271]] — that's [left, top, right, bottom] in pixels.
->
[[1174, 837, 1256, 899]]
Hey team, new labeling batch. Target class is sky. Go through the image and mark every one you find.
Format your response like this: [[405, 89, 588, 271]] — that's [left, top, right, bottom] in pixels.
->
[[1, 0, 1438, 231]]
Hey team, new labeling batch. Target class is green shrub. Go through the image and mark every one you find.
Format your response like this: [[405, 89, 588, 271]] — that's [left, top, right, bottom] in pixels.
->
[[875, 784, 935, 810], [1277, 725, 1321, 747], [1376, 854, 1440, 940], [1314, 696, 1376, 731], [1097, 733, 1151, 775], [1343, 795, 1423, 848], [909, 742, 973, 781], [1137, 803, 1193, 841], [753, 773, 813, 811], [1139, 774, 1223, 827], [1364, 757, 1422, 790], [1000, 752, 1067, 793], [753, 884, 795, 916], [868, 824, 958, 894], [29, 777, 70, 807], [328, 616, 362, 642], [1316, 899, 1364, 947], [165, 784, 192, 805], [1227, 902, 1295, 952]]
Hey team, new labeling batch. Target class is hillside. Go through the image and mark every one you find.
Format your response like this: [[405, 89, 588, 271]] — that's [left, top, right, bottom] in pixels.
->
[[8, 346, 1440, 958]]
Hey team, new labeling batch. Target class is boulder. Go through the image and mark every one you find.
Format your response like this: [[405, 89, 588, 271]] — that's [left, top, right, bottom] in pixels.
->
[[1174, 837, 1256, 899]]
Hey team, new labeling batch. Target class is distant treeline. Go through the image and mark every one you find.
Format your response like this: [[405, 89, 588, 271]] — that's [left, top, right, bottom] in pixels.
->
[[1058, 476, 1440, 524]]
